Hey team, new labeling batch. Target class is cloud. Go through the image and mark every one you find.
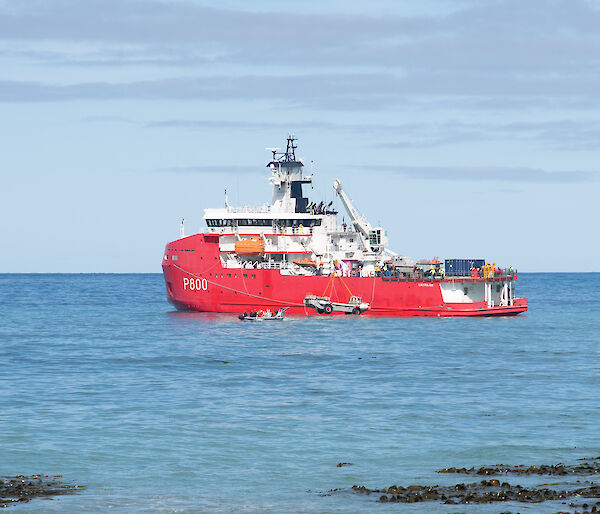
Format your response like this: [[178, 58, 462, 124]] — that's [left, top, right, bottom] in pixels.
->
[[159, 160, 599, 182], [157, 165, 259, 174], [3, 71, 600, 109], [81, 115, 135, 124], [349, 164, 599, 183], [0, 74, 414, 106], [0, 1, 425, 57], [1, 0, 600, 75], [3, 0, 600, 112], [147, 117, 600, 152], [377, 120, 600, 151], [146, 119, 340, 131]]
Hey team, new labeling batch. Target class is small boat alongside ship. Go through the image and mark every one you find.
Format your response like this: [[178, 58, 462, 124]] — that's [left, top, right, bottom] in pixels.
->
[[238, 308, 288, 321], [162, 136, 527, 317], [303, 294, 369, 315]]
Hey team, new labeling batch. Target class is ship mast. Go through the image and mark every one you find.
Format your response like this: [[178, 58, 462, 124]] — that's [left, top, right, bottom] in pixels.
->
[[285, 134, 297, 161], [267, 135, 302, 167]]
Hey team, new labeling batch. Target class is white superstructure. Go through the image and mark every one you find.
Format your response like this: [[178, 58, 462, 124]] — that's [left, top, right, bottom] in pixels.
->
[[203, 136, 405, 277]]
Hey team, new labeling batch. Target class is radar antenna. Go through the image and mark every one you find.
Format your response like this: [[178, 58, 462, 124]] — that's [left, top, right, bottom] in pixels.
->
[[265, 147, 280, 160]]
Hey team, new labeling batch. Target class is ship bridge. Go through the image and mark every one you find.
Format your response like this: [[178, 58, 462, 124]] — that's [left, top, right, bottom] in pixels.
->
[[204, 135, 337, 233]]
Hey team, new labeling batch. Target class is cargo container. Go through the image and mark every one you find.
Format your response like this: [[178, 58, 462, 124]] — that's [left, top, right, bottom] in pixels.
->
[[445, 259, 485, 277]]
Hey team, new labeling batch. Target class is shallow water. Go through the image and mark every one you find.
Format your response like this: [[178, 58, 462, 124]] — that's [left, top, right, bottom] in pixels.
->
[[1, 273, 599, 512]]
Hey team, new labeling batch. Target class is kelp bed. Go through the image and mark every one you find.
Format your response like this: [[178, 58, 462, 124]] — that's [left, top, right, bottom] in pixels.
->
[[1, 475, 83, 508], [326, 457, 600, 512]]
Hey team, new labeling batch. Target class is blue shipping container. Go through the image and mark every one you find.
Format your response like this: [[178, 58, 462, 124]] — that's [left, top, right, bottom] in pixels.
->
[[445, 259, 485, 277]]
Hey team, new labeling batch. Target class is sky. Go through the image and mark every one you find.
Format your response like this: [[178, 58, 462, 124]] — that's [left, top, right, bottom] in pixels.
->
[[1, 0, 599, 272]]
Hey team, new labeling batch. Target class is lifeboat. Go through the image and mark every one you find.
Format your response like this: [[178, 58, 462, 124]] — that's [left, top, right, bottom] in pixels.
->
[[235, 237, 265, 255], [293, 258, 317, 267]]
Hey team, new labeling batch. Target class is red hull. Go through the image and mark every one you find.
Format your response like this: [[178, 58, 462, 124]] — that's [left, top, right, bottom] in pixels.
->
[[162, 234, 528, 317]]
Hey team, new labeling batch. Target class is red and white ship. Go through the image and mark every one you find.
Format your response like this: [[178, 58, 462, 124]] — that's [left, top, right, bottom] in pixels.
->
[[162, 137, 527, 317]]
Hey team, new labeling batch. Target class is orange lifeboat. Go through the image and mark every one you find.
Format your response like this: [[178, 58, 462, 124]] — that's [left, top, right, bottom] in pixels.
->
[[234, 237, 265, 255], [293, 258, 317, 267]]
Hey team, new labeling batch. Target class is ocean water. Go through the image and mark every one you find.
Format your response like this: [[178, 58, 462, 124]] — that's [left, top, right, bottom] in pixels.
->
[[1, 273, 599, 512]]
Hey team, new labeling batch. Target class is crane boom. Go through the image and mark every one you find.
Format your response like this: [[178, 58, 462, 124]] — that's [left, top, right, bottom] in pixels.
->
[[333, 178, 372, 239], [333, 178, 390, 254]]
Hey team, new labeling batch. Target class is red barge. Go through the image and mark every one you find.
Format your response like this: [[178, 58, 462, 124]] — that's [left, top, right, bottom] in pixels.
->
[[162, 137, 527, 317]]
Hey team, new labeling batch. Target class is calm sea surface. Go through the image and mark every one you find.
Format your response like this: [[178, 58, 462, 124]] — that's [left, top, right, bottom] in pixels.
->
[[1, 273, 599, 512]]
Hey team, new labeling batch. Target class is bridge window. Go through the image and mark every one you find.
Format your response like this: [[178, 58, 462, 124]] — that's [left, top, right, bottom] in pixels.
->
[[237, 219, 272, 227], [206, 219, 233, 227], [276, 218, 321, 227]]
